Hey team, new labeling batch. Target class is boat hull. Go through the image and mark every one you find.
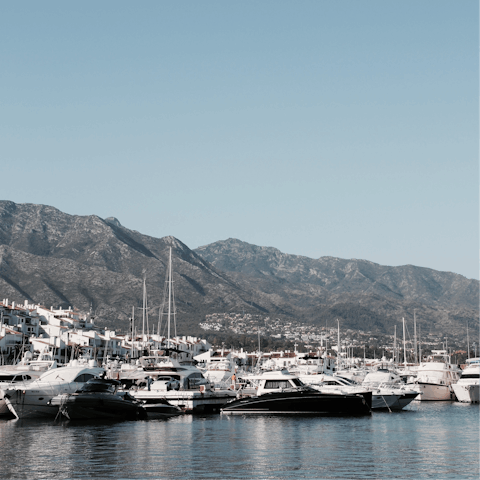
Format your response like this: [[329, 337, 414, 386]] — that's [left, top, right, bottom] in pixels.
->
[[4, 388, 64, 419], [221, 391, 371, 415], [452, 384, 479, 404], [414, 383, 454, 401], [0, 399, 14, 417], [132, 389, 236, 413], [371, 393, 400, 410], [143, 403, 184, 419], [51, 392, 147, 420], [390, 392, 420, 410], [372, 392, 419, 410]]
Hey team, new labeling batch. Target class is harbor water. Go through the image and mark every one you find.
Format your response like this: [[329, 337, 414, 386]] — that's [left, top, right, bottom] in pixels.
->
[[0, 401, 478, 479]]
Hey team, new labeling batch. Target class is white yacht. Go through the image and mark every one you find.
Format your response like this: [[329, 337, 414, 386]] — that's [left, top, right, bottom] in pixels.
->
[[361, 369, 420, 410], [451, 358, 479, 404], [1, 359, 104, 419], [129, 355, 236, 413], [0, 350, 58, 417], [287, 353, 336, 377], [409, 350, 460, 401], [305, 371, 419, 411], [334, 364, 368, 384], [205, 356, 236, 387], [306, 375, 375, 401]]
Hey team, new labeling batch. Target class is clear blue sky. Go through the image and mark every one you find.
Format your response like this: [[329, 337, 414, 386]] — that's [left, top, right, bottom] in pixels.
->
[[1, 1, 478, 279]]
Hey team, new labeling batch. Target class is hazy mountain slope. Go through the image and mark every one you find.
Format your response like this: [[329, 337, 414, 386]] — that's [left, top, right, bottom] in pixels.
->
[[194, 238, 478, 310], [0, 201, 477, 337], [0, 201, 273, 332], [194, 238, 478, 334]]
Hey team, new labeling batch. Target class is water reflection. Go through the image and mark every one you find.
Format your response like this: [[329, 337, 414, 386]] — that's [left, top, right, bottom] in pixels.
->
[[0, 403, 478, 479]]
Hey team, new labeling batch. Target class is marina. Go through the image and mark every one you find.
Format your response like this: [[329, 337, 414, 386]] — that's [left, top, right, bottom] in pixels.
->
[[1, 1, 478, 478]]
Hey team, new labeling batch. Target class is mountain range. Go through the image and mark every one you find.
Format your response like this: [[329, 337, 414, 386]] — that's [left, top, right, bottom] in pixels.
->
[[0, 200, 477, 339]]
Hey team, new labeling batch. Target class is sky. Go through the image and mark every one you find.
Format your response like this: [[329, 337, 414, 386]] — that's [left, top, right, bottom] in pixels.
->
[[1, 1, 478, 279]]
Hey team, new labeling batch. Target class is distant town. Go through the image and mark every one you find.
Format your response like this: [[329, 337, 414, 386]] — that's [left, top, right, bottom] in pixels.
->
[[200, 312, 472, 363]]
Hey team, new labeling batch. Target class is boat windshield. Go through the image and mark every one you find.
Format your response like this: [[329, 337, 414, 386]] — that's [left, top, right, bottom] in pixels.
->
[[263, 378, 303, 389], [264, 380, 292, 389], [76, 378, 120, 393], [0, 374, 32, 382], [73, 373, 98, 383], [336, 377, 358, 385]]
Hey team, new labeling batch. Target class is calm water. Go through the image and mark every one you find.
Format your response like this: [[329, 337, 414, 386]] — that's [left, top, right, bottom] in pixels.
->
[[0, 402, 478, 480]]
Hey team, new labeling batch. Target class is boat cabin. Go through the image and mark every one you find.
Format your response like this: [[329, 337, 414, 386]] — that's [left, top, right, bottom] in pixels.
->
[[247, 370, 306, 396]]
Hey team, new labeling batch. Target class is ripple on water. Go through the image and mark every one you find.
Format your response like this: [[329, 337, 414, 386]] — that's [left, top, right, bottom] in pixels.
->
[[0, 402, 478, 479]]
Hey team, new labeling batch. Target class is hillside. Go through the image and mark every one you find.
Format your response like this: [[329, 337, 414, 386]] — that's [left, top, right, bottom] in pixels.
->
[[0, 201, 269, 333], [194, 238, 478, 336], [0, 201, 477, 338]]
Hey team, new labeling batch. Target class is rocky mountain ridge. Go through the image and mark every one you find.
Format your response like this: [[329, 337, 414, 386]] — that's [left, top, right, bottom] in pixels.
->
[[194, 238, 478, 310], [0, 201, 278, 333], [0, 201, 477, 338]]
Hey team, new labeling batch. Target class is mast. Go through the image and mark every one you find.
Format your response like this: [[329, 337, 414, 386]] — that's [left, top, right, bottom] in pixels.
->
[[167, 247, 172, 348], [413, 310, 418, 364], [157, 307, 162, 343], [393, 325, 397, 364], [257, 329, 261, 368], [337, 319, 340, 371], [418, 324, 422, 363], [402, 317, 407, 367], [131, 305, 135, 359], [142, 274, 146, 345], [467, 320, 470, 359]]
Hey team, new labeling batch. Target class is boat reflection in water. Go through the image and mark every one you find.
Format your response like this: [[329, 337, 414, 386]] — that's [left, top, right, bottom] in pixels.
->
[[221, 370, 372, 415]]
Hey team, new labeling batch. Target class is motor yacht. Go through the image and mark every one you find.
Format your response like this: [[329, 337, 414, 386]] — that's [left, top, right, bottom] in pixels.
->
[[409, 350, 460, 401], [50, 378, 147, 420], [1, 359, 104, 419], [129, 355, 236, 413], [220, 370, 371, 415], [0, 350, 59, 417], [361, 369, 420, 410], [451, 358, 479, 404], [196, 351, 237, 387]]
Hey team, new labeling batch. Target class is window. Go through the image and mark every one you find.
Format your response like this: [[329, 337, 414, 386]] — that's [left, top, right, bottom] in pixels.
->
[[73, 373, 96, 383], [264, 380, 291, 389]]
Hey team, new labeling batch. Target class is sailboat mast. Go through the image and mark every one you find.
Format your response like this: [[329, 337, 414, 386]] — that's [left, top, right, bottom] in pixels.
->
[[142, 275, 146, 345], [131, 305, 135, 359], [337, 319, 340, 371], [394, 325, 397, 364], [418, 325, 422, 363], [414, 310, 418, 364], [167, 247, 172, 347], [467, 320, 470, 360], [402, 317, 407, 367]]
